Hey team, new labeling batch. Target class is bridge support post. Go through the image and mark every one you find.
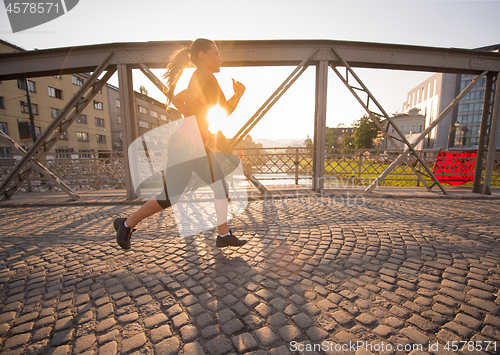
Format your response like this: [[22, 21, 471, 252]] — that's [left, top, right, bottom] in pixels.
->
[[118, 64, 138, 200], [313, 60, 328, 192]]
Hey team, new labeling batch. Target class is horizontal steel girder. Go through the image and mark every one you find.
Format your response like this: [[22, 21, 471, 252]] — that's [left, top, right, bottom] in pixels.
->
[[1, 40, 500, 80]]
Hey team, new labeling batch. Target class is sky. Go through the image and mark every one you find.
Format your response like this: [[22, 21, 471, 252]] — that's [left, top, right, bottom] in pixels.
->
[[1, 0, 500, 141]]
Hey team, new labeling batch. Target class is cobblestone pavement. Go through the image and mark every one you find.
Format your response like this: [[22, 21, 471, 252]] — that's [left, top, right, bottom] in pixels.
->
[[1, 197, 500, 355]]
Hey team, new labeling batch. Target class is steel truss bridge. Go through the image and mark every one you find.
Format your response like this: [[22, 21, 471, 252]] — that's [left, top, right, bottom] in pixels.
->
[[1, 39, 499, 200]]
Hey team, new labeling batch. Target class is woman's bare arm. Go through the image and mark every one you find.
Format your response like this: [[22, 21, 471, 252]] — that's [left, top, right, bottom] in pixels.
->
[[195, 71, 245, 116]]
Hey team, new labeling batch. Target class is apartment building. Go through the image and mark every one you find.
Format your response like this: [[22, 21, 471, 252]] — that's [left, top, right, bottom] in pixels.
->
[[0, 40, 112, 158], [1, 39, 182, 158], [106, 86, 182, 151], [377, 108, 426, 150], [403, 45, 499, 150]]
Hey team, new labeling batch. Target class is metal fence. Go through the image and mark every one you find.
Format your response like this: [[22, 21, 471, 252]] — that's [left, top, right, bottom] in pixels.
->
[[0, 148, 499, 192]]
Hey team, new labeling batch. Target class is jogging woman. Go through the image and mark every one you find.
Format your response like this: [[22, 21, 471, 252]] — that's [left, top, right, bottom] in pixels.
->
[[114, 38, 247, 250]]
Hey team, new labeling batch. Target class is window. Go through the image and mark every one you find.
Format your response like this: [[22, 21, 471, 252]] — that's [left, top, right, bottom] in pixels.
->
[[400, 125, 406, 132], [0, 147, 11, 157], [118, 132, 123, 140], [18, 79, 36, 92], [160, 114, 167, 121], [391, 126, 395, 133], [95, 118, 105, 127], [474, 103, 482, 111], [138, 105, 149, 115], [97, 134, 106, 143], [0, 96, 4, 109], [138, 120, 149, 128], [93, 101, 103, 110], [77, 132, 89, 141], [79, 149, 95, 158], [35, 127, 41, 139], [419, 124, 423, 132], [51, 108, 62, 119], [53, 75, 61, 79], [116, 99, 120, 108], [21, 101, 39, 115], [410, 124, 416, 132], [117, 116, 121, 123], [72, 75, 84, 86], [18, 122, 30, 140], [0, 122, 7, 134], [60, 131, 67, 140], [463, 103, 469, 112], [150, 110, 158, 118], [48, 87, 63, 99], [55, 148, 74, 159], [76, 114, 87, 124], [151, 123, 158, 130]]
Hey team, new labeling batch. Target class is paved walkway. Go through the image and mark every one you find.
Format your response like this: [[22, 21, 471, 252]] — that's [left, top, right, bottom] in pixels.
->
[[0, 188, 500, 354], [0, 185, 499, 207]]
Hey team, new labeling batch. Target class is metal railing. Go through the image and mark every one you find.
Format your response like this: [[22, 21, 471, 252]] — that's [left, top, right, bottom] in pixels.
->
[[0, 148, 498, 192]]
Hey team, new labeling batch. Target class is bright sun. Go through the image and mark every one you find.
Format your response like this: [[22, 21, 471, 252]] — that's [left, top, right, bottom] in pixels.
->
[[207, 105, 227, 133]]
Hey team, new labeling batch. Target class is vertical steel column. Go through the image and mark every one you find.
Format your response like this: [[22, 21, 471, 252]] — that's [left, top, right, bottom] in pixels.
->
[[473, 73, 496, 193], [483, 72, 500, 195], [118, 64, 138, 200], [313, 61, 328, 192]]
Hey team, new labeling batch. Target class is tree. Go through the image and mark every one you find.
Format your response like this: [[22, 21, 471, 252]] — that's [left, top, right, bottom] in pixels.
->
[[325, 127, 338, 154], [352, 115, 380, 149], [341, 133, 355, 149], [139, 85, 148, 96]]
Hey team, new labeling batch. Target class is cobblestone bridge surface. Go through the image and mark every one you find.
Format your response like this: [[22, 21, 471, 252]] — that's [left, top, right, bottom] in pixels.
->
[[1, 197, 500, 355]]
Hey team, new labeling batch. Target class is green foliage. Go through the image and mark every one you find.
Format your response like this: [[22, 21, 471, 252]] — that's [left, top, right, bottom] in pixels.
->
[[341, 133, 355, 149], [139, 85, 148, 96], [352, 115, 380, 149], [325, 127, 337, 153]]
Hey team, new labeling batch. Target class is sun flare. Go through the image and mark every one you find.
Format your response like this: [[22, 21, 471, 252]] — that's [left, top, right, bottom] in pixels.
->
[[207, 105, 227, 133]]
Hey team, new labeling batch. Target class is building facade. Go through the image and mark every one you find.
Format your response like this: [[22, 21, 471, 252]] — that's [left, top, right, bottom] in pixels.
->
[[1, 39, 183, 159], [106, 86, 182, 151], [377, 108, 426, 150], [0, 40, 112, 158], [403, 45, 499, 150]]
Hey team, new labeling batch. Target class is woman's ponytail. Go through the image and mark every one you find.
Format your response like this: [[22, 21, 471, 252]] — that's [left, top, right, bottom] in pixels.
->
[[163, 39, 216, 109], [163, 46, 191, 107]]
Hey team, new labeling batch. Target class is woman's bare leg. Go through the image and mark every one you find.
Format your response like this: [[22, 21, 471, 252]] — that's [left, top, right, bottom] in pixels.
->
[[214, 198, 229, 235], [126, 199, 163, 228]]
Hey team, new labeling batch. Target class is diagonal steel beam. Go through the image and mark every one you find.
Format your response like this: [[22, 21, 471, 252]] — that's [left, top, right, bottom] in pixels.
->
[[0, 54, 116, 200], [139, 64, 168, 94], [0, 130, 79, 200], [329, 63, 433, 192], [228, 48, 320, 151], [1, 68, 116, 200], [330, 47, 448, 194], [364, 70, 488, 193]]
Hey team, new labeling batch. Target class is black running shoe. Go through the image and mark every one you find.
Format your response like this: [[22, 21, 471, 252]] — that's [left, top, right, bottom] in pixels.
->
[[216, 230, 247, 247], [114, 218, 136, 250]]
